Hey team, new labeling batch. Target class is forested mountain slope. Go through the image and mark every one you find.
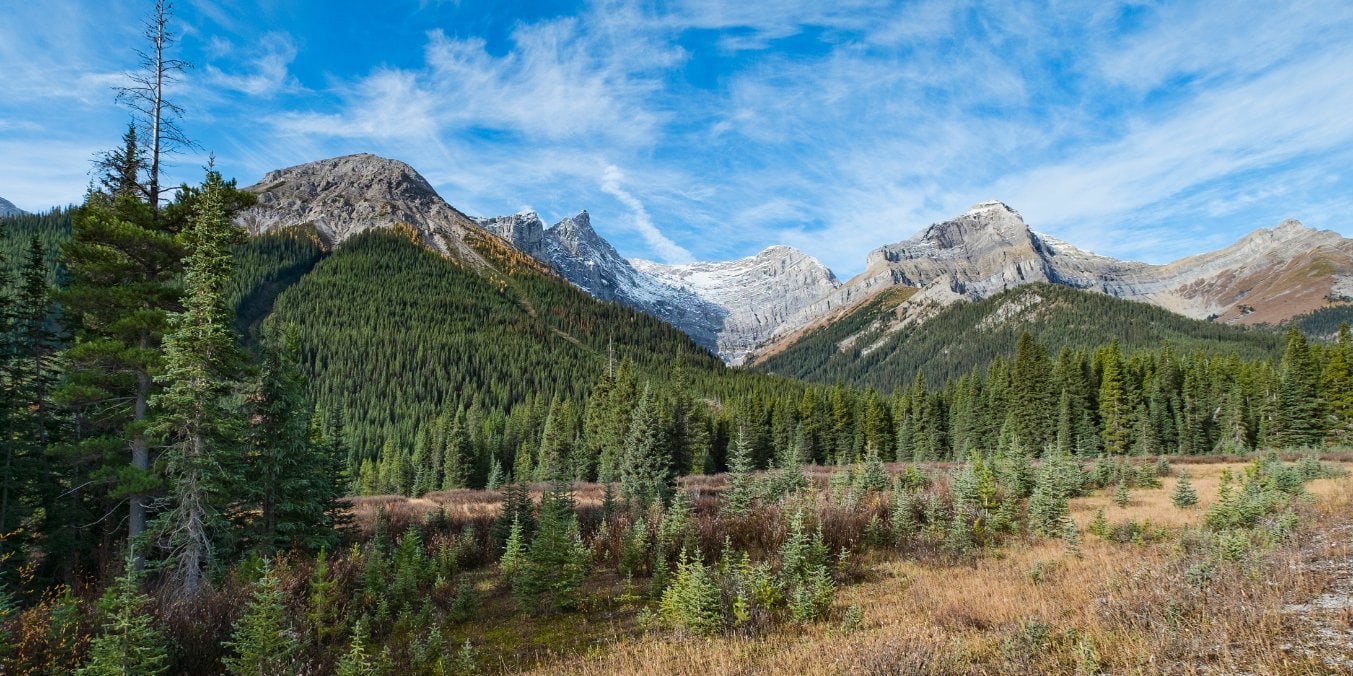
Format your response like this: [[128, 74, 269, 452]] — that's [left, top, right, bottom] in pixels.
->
[[754, 283, 1285, 390]]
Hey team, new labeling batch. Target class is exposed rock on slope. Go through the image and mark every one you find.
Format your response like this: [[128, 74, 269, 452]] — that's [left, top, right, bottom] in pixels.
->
[[634, 246, 840, 364], [235, 153, 490, 267], [479, 209, 725, 354], [0, 196, 25, 218]]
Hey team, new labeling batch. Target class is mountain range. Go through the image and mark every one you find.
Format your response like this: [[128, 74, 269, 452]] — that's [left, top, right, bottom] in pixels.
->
[[231, 154, 1353, 366]]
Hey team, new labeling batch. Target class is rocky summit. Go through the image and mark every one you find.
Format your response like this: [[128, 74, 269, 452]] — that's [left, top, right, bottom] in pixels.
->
[[234, 153, 491, 267]]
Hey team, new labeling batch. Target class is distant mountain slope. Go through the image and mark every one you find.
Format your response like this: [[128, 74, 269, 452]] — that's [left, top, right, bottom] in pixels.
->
[[0, 196, 25, 218], [633, 246, 839, 365], [754, 283, 1284, 391]]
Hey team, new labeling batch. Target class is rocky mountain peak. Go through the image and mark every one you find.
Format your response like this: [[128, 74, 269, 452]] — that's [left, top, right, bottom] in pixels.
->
[[915, 200, 1031, 250], [476, 210, 547, 259], [0, 196, 25, 218], [234, 153, 488, 265]]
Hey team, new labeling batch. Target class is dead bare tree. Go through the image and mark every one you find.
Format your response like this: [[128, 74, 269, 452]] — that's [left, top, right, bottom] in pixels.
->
[[116, 0, 194, 210]]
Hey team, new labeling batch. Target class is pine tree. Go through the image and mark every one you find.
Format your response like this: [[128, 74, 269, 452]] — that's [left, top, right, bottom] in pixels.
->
[[57, 165, 179, 566], [1098, 342, 1130, 455], [224, 560, 297, 674], [723, 427, 755, 516], [78, 551, 168, 676], [514, 480, 590, 614], [1171, 469, 1199, 508], [619, 386, 672, 512], [150, 168, 247, 596], [1273, 328, 1323, 448]]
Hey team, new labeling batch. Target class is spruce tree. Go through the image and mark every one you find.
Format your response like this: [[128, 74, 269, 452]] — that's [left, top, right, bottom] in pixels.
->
[[224, 561, 297, 675], [79, 552, 168, 676], [514, 480, 590, 614], [1273, 328, 1323, 448], [1322, 324, 1353, 444], [240, 325, 340, 554], [659, 549, 723, 636], [1112, 481, 1130, 508], [1028, 457, 1070, 537], [1171, 469, 1199, 508], [150, 168, 247, 596], [619, 386, 671, 512], [1098, 342, 1130, 455], [723, 427, 755, 516]]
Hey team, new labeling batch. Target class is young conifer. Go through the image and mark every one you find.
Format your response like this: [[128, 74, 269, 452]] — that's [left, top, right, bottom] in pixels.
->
[[224, 560, 296, 675], [1171, 470, 1199, 508]]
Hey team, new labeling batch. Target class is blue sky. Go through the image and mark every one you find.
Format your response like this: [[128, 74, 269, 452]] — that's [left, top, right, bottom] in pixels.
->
[[2, 0, 1352, 275]]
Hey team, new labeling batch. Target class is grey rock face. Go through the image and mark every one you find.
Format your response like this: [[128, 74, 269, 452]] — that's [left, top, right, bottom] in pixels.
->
[[634, 246, 840, 364], [0, 196, 26, 218], [538, 211, 726, 354], [234, 153, 489, 266], [475, 210, 547, 260]]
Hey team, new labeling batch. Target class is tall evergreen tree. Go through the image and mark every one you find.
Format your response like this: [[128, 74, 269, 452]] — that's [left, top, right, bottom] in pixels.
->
[[1273, 327, 1323, 448], [150, 168, 246, 596], [514, 480, 589, 614], [57, 167, 179, 567], [238, 326, 343, 554], [1098, 341, 1130, 454], [619, 386, 671, 512], [1322, 324, 1353, 445]]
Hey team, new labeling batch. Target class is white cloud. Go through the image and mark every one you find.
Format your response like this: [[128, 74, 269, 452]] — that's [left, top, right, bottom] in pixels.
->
[[205, 32, 298, 98], [600, 165, 694, 264]]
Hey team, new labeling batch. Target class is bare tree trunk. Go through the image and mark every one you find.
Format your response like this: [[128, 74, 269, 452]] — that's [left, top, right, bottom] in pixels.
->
[[148, 1, 165, 210], [177, 432, 209, 597], [130, 333, 150, 571]]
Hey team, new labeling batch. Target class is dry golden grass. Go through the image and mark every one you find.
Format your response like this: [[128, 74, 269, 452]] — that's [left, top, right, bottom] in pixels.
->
[[528, 462, 1353, 675]]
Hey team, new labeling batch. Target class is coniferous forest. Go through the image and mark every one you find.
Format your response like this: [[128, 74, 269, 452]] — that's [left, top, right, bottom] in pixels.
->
[[5, 4, 1353, 675]]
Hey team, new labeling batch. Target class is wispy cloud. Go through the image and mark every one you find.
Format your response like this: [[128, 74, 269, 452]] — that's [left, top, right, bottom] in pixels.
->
[[204, 32, 299, 98], [600, 164, 693, 264]]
